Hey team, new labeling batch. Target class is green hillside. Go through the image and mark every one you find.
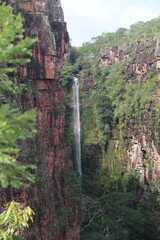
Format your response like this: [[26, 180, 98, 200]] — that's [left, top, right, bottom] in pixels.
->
[[62, 17, 160, 240]]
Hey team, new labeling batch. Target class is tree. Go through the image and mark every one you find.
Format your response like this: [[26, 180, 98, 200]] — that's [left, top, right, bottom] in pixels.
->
[[0, 2, 37, 239], [0, 201, 35, 240], [0, 2, 36, 74], [70, 46, 80, 64], [0, 104, 36, 188]]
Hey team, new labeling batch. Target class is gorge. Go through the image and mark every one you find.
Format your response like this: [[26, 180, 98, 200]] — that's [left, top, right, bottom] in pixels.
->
[[0, 1, 160, 240]]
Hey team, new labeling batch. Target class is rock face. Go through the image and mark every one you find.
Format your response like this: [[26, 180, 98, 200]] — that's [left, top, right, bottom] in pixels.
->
[[100, 40, 157, 82], [1, 1, 80, 240], [99, 40, 160, 188], [80, 34, 160, 192]]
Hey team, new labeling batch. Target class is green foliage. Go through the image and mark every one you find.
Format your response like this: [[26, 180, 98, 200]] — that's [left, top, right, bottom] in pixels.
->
[[0, 3, 37, 239], [81, 144, 103, 198], [67, 171, 81, 190], [0, 75, 26, 102], [61, 64, 76, 147], [81, 232, 105, 240], [90, 89, 113, 143], [60, 65, 75, 87], [105, 64, 159, 126], [0, 2, 37, 189], [99, 140, 128, 193], [79, 17, 160, 56], [0, 201, 35, 240], [76, 55, 92, 70], [122, 169, 139, 193], [80, 64, 112, 148], [0, 104, 37, 188], [0, 2, 37, 74], [70, 46, 80, 64], [81, 106, 95, 144], [13, 236, 24, 240], [56, 207, 67, 229], [81, 180, 160, 240], [80, 61, 159, 152], [77, 16, 160, 240], [105, 63, 126, 111], [64, 105, 74, 146]]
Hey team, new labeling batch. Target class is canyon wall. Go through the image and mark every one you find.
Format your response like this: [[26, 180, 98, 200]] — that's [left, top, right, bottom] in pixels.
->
[[100, 40, 159, 82], [2, 1, 80, 239], [79, 35, 160, 191], [99, 40, 160, 188]]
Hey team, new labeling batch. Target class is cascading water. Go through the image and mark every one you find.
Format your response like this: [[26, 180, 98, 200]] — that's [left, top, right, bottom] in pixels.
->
[[73, 76, 82, 175]]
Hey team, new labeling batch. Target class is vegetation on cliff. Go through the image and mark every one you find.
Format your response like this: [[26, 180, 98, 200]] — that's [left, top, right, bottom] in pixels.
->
[[77, 17, 160, 55], [2, 2, 160, 238], [63, 17, 160, 239], [73, 17, 160, 151]]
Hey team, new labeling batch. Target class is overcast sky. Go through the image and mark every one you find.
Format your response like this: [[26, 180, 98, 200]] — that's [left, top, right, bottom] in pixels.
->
[[61, 0, 160, 46]]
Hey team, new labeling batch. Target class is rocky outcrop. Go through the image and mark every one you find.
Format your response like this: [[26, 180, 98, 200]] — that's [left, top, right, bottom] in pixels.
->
[[100, 40, 157, 82], [1, 1, 80, 239], [127, 136, 160, 187], [80, 32, 160, 191], [99, 39, 160, 189]]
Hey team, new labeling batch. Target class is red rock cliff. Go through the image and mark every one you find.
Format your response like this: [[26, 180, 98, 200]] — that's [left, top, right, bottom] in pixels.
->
[[2, 1, 80, 239]]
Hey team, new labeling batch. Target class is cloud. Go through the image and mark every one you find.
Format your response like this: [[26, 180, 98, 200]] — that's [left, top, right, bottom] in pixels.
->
[[61, 0, 160, 46]]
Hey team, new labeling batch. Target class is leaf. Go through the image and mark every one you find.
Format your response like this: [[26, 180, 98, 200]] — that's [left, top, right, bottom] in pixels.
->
[[0, 232, 7, 240], [0, 201, 35, 238]]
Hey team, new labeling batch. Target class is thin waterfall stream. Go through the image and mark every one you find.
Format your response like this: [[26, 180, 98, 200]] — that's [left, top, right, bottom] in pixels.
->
[[73, 76, 82, 175]]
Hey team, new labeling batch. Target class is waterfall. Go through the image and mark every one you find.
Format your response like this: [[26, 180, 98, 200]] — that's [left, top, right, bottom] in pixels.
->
[[73, 77, 82, 175]]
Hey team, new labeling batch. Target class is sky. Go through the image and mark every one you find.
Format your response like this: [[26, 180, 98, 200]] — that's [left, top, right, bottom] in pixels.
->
[[61, 0, 160, 46]]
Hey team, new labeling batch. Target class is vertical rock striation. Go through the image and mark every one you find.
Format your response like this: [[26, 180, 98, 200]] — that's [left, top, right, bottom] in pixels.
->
[[1, 1, 80, 239]]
